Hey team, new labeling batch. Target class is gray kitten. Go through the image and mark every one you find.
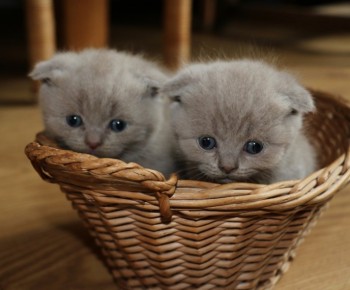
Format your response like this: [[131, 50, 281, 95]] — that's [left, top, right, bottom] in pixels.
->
[[162, 59, 317, 184], [29, 48, 175, 176]]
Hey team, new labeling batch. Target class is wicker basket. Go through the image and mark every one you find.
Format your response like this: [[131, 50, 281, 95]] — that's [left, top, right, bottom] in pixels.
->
[[25, 90, 350, 290]]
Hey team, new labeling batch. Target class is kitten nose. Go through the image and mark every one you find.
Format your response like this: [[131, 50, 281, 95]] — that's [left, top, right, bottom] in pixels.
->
[[219, 165, 236, 174], [86, 141, 102, 150]]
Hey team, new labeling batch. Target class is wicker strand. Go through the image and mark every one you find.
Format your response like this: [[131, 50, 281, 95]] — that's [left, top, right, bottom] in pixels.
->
[[24, 89, 350, 290]]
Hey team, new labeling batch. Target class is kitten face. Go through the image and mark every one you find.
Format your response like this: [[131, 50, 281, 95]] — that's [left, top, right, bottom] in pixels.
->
[[30, 49, 167, 159], [163, 60, 314, 183], [41, 82, 158, 158]]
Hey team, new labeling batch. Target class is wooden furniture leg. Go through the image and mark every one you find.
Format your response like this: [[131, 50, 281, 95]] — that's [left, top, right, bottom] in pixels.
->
[[61, 0, 109, 50], [203, 0, 216, 31], [163, 0, 192, 70], [25, 0, 56, 93]]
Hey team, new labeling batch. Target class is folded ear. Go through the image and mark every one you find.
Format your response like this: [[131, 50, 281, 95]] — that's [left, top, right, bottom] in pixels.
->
[[137, 77, 163, 98], [280, 72, 315, 114], [130, 66, 166, 99], [145, 84, 159, 98], [28, 52, 77, 86], [289, 85, 315, 114], [160, 71, 194, 105]]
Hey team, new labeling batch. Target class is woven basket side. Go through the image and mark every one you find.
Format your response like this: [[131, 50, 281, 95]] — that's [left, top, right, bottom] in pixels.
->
[[64, 188, 327, 290], [24, 90, 350, 290], [63, 187, 120, 271], [306, 90, 350, 168], [25, 89, 350, 215]]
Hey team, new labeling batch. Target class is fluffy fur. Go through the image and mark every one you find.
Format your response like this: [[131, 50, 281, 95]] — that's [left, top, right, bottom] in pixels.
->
[[162, 59, 317, 184], [29, 48, 175, 176]]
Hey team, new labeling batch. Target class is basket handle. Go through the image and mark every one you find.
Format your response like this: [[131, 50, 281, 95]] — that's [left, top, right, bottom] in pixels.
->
[[156, 191, 173, 222], [25, 142, 57, 183], [30, 159, 55, 183], [142, 174, 177, 222], [26, 141, 179, 221]]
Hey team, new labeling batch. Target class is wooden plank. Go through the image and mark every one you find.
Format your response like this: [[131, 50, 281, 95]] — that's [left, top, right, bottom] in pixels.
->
[[202, 0, 216, 31], [25, 0, 56, 97], [163, 0, 192, 70], [1, 90, 350, 288], [61, 0, 109, 50]]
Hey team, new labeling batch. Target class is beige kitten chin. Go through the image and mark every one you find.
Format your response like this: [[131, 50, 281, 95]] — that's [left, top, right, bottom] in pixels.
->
[[197, 164, 265, 183]]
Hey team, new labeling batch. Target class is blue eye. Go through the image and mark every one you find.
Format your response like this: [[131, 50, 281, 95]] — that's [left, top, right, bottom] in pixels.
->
[[198, 136, 217, 150], [66, 115, 83, 127], [109, 119, 127, 132], [244, 140, 264, 154]]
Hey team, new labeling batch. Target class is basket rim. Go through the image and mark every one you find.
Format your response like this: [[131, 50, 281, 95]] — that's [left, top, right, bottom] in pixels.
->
[[25, 140, 350, 195], [25, 89, 350, 217]]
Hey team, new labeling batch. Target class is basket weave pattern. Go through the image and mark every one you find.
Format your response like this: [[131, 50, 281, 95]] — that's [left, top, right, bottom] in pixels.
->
[[25, 90, 350, 290]]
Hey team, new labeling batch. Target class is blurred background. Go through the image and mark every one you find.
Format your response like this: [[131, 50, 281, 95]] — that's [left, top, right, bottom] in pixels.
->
[[0, 0, 349, 103], [1, 1, 350, 289]]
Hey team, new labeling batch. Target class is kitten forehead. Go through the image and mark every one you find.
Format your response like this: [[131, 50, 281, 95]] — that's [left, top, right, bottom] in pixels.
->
[[168, 59, 313, 114], [167, 59, 313, 145], [175, 61, 288, 116], [66, 50, 160, 92], [39, 48, 168, 128], [32, 48, 168, 91], [181, 60, 286, 98]]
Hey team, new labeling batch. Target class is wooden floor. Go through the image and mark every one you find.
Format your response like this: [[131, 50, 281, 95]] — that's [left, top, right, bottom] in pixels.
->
[[1, 12, 350, 290]]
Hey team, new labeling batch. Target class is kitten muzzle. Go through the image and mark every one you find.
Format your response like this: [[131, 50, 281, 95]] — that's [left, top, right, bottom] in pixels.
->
[[85, 140, 102, 150], [219, 165, 237, 174]]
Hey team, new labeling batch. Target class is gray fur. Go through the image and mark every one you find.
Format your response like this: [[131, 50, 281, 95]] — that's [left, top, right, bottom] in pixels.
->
[[162, 59, 317, 184], [29, 48, 175, 176]]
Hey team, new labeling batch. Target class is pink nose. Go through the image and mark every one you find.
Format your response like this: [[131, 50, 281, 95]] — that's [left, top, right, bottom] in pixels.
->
[[219, 165, 237, 174], [86, 141, 101, 150]]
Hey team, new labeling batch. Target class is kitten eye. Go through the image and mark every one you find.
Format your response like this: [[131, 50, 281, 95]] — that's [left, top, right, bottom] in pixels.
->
[[243, 140, 264, 155], [198, 136, 217, 150], [66, 115, 83, 127], [109, 119, 127, 132]]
